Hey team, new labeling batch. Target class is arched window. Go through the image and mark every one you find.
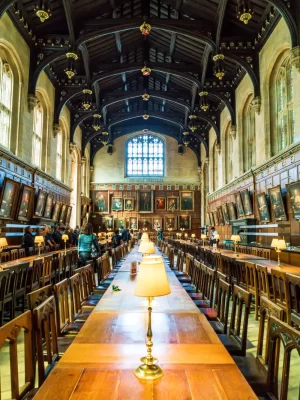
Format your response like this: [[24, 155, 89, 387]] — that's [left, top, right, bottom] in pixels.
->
[[224, 123, 233, 183], [56, 129, 62, 180], [242, 95, 255, 172], [0, 61, 13, 148], [213, 140, 219, 191], [126, 134, 164, 177], [32, 103, 43, 167]]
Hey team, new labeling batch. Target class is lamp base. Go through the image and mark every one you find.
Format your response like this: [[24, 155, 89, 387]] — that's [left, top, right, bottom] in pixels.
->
[[134, 357, 164, 380]]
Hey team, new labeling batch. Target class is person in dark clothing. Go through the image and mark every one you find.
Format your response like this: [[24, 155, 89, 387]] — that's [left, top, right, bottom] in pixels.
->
[[52, 226, 63, 248], [112, 229, 122, 248], [120, 226, 128, 243], [70, 228, 78, 246], [44, 226, 55, 248], [22, 226, 34, 256]]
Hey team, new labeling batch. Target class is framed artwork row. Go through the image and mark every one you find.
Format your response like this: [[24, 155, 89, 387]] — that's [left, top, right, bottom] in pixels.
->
[[101, 215, 192, 231]]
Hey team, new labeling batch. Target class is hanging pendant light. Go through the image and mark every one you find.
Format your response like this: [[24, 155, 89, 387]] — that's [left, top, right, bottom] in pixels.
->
[[34, 0, 51, 22], [213, 54, 226, 80], [64, 52, 78, 79], [189, 114, 197, 132], [183, 135, 190, 147], [182, 131, 189, 136], [140, 22, 152, 36], [82, 89, 92, 110], [92, 114, 101, 131], [101, 135, 109, 146], [141, 66, 151, 76], [143, 114, 150, 120], [199, 91, 209, 111], [142, 93, 150, 101], [237, 0, 253, 24]]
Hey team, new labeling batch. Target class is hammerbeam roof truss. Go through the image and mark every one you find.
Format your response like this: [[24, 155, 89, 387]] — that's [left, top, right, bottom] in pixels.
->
[[3, 0, 299, 164]]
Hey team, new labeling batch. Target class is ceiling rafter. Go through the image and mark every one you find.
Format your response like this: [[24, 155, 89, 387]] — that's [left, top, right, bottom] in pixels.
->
[[62, 0, 76, 46]]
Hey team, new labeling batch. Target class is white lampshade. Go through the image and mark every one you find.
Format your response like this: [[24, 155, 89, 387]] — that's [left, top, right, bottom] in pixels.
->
[[135, 261, 171, 298], [34, 236, 44, 244], [138, 240, 155, 254], [0, 238, 8, 247], [184, 233, 188, 238], [141, 232, 149, 241], [271, 238, 286, 249], [191, 234, 196, 238], [201, 234, 207, 239], [62, 234, 69, 241], [231, 235, 241, 242], [214, 234, 220, 240]]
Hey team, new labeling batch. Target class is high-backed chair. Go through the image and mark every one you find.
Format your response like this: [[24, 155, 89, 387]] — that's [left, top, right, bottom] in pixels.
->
[[244, 261, 259, 320], [18, 248, 26, 258], [1, 251, 10, 262], [256, 264, 272, 300], [209, 278, 231, 334], [271, 269, 289, 321], [285, 273, 300, 326], [0, 270, 10, 326], [13, 261, 30, 314], [10, 249, 18, 260]]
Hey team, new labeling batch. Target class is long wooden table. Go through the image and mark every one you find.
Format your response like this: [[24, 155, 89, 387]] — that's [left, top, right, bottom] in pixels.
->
[[34, 246, 257, 399]]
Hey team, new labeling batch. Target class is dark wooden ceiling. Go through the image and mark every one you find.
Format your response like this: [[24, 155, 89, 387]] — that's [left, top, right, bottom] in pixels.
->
[[1, 0, 299, 164]]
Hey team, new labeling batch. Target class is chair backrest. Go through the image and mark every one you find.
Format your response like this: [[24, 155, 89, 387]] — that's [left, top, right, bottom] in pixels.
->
[[256, 263, 271, 299], [1, 251, 10, 262], [251, 247, 258, 256], [168, 246, 174, 268], [257, 296, 284, 367], [267, 316, 300, 400], [185, 253, 194, 276], [41, 255, 53, 286], [28, 247, 34, 256], [33, 295, 59, 387], [229, 285, 252, 356], [0, 269, 10, 326], [13, 261, 30, 296], [18, 248, 26, 258], [271, 269, 289, 319], [203, 265, 215, 305], [285, 273, 300, 326], [244, 261, 258, 294], [27, 284, 53, 310], [215, 278, 231, 334], [68, 273, 84, 318], [76, 265, 92, 299], [30, 258, 44, 292], [53, 278, 71, 335], [0, 311, 34, 399], [10, 249, 18, 260], [262, 249, 271, 259]]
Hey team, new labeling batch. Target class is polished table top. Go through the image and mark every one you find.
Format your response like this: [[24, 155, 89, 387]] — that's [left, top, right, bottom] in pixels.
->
[[34, 246, 257, 399]]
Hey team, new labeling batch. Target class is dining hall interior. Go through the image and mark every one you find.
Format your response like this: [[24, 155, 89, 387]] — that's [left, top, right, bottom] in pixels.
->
[[0, 0, 300, 398]]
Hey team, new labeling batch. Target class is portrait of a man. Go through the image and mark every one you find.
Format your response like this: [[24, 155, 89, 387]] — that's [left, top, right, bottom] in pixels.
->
[[155, 197, 166, 210], [65, 206, 72, 225], [167, 197, 179, 211], [52, 202, 61, 221], [117, 218, 125, 229], [180, 191, 194, 211], [124, 198, 134, 211], [0, 178, 20, 219], [153, 218, 162, 230], [287, 181, 300, 219], [217, 207, 224, 226], [221, 204, 230, 225], [165, 216, 177, 230], [178, 215, 191, 230], [227, 203, 236, 221], [18, 188, 32, 219], [35, 190, 47, 217], [256, 193, 270, 222], [269, 186, 287, 221], [129, 217, 138, 230], [103, 215, 114, 230], [112, 197, 123, 211], [235, 193, 245, 218], [60, 204, 67, 223], [94, 191, 109, 213], [44, 194, 54, 219], [241, 190, 253, 216], [138, 190, 153, 213]]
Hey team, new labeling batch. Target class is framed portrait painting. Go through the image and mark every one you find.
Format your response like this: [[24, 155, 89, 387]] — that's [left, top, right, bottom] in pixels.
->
[[52, 202, 61, 221], [116, 217, 126, 230], [167, 196, 179, 211], [213, 211, 219, 226], [34, 190, 47, 217], [138, 190, 153, 213], [235, 192, 245, 219], [81, 204, 87, 218], [287, 181, 300, 219], [178, 215, 191, 230], [221, 204, 230, 225], [241, 189, 253, 216], [44, 194, 54, 219], [217, 207, 225, 226], [112, 197, 123, 212], [180, 191, 194, 212], [209, 212, 215, 226], [269, 185, 287, 221], [17, 184, 34, 222], [102, 215, 114, 230], [227, 202, 237, 221], [155, 197, 166, 211], [59, 204, 67, 223], [256, 193, 270, 223], [93, 191, 109, 213], [65, 206, 72, 225], [164, 215, 177, 230], [124, 198, 134, 211], [129, 217, 138, 231]]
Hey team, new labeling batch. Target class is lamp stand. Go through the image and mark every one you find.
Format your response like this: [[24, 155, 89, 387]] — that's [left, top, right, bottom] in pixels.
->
[[134, 297, 164, 380], [276, 248, 281, 267], [233, 241, 238, 257], [38, 243, 41, 258], [0, 246, 3, 270], [64, 240, 67, 255]]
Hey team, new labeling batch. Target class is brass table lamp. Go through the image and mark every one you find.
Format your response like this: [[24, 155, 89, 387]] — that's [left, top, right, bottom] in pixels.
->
[[231, 234, 241, 257], [134, 260, 171, 380], [201, 234, 207, 247], [62, 234, 69, 255], [34, 236, 44, 258], [0, 237, 8, 269], [271, 238, 286, 267]]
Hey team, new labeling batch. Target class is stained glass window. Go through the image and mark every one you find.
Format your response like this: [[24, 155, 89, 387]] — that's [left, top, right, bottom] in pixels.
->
[[0, 61, 13, 149], [33, 103, 43, 167], [56, 129, 62, 180], [126, 134, 164, 177]]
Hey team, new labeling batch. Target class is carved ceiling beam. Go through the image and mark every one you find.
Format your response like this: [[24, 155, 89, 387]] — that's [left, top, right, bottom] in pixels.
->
[[79, 43, 91, 84], [62, 0, 76, 46]]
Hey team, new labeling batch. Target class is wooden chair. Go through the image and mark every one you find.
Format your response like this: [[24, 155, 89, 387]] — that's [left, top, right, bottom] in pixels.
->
[[10, 249, 18, 260], [209, 278, 231, 334], [271, 269, 289, 321], [68, 273, 93, 321], [285, 273, 300, 326], [28, 258, 43, 293], [251, 247, 258, 256], [218, 285, 252, 356], [27, 284, 53, 310], [33, 296, 59, 387], [3, 268, 16, 321], [256, 263, 272, 299], [76, 265, 100, 307], [0, 270, 10, 326], [0, 311, 35, 399], [262, 249, 270, 259], [195, 265, 218, 320], [18, 248, 26, 258], [267, 316, 300, 399], [1, 251, 10, 262], [244, 261, 259, 320], [28, 247, 34, 256], [41, 255, 53, 287], [13, 262, 30, 314]]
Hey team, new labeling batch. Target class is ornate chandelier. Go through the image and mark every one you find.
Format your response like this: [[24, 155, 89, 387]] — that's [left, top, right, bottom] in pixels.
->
[[213, 54, 226, 80], [142, 93, 150, 101], [82, 89, 92, 110], [189, 115, 197, 132], [92, 114, 101, 131], [182, 131, 189, 136], [64, 52, 78, 79], [237, 0, 253, 24], [183, 135, 190, 146], [141, 66, 151, 76], [199, 91, 209, 111], [140, 22, 152, 36], [34, 0, 51, 22]]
